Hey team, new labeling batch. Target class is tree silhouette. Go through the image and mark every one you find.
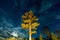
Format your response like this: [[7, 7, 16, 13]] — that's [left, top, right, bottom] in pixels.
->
[[43, 26, 50, 34], [55, 30, 60, 40], [21, 10, 40, 40], [56, 30, 60, 36], [43, 26, 51, 40]]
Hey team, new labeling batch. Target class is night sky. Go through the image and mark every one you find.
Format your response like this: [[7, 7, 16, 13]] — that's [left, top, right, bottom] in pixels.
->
[[0, 0, 60, 38]]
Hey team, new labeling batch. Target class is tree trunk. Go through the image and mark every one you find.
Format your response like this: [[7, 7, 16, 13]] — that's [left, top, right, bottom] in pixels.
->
[[29, 22, 31, 40]]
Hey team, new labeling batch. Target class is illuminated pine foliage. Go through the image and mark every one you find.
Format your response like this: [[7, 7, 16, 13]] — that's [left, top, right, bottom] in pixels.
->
[[21, 11, 40, 40], [39, 33, 43, 40]]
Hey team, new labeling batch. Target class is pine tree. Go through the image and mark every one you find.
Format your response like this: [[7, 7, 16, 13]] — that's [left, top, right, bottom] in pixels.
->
[[39, 33, 43, 40], [21, 11, 40, 40]]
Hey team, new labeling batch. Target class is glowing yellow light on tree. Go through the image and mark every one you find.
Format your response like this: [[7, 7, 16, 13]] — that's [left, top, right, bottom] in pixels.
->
[[21, 10, 40, 40]]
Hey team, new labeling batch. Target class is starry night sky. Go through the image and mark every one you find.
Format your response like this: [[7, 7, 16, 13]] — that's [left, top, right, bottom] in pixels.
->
[[0, 0, 60, 38]]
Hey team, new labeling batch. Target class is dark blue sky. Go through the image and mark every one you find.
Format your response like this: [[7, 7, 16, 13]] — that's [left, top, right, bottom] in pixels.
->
[[0, 0, 60, 38]]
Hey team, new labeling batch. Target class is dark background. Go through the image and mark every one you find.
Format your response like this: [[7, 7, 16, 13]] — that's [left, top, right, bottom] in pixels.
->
[[0, 0, 60, 38]]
